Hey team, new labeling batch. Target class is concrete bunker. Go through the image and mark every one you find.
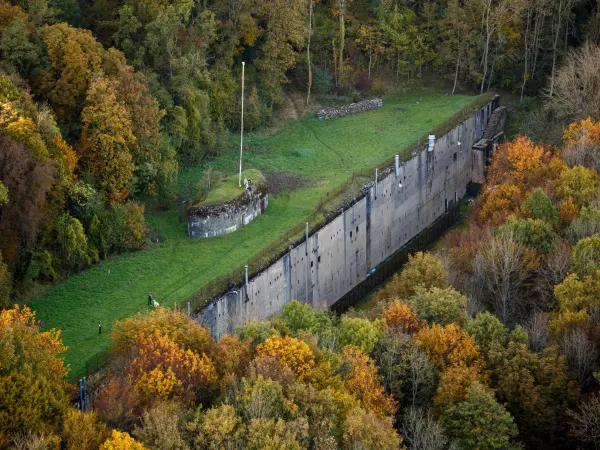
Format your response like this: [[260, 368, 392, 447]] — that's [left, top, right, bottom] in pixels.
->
[[187, 170, 268, 238]]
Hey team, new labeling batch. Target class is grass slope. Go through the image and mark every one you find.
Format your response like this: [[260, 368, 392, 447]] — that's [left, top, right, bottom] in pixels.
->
[[31, 89, 477, 379]]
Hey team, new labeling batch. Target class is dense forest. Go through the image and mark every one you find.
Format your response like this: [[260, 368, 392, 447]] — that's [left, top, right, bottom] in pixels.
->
[[0, 0, 598, 303], [6, 115, 600, 448]]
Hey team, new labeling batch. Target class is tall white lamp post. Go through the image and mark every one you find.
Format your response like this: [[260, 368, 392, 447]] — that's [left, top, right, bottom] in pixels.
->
[[238, 61, 245, 188]]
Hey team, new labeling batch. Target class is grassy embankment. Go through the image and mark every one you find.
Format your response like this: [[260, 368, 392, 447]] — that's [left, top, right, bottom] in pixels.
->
[[31, 89, 482, 379]]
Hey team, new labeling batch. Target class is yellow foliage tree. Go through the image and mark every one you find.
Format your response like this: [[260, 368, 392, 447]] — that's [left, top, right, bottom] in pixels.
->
[[562, 117, 600, 148], [0, 306, 69, 445], [100, 430, 147, 450], [415, 323, 483, 371], [257, 335, 316, 380], [556, 166, 600, 208]]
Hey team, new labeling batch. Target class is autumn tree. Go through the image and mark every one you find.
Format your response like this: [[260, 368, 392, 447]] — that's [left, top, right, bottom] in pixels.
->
[[111, 307, 214, 357], [556, 168, 600, 212], [62, 409, 109, 450], [561, 117, 600, 172], [80, 75, 135, 203], [257, 335, 315, 380], [128, 330, 217, 404], [342, 407, 402, 450], [342, 345, 397, 417], [100, 430, 147, 450], [0, 306, 69, 445], [187, 404, 245, 449], [415, 323, 482, 371], [381, 300, 421, 333]]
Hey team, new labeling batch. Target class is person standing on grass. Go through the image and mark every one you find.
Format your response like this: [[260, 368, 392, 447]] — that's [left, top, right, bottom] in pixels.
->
[[98, 321, 102, 334], [148, 291, 153, 307]]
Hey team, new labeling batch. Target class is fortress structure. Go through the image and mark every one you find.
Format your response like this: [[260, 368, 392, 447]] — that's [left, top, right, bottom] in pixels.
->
[[188, 174, 268, 239], [198, 96, 506, 339]]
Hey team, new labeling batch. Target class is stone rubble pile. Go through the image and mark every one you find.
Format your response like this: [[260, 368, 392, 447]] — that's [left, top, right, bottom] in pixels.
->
[[316, 98, 384, 120]]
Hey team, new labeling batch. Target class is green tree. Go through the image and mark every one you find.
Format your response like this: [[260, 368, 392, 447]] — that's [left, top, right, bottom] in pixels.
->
[[255, 0, 307, 105], [499, 217, 556, 253], [408, 286, 469, 326], [55, 212, 95, 272], [524, 188, 557, 224], [442, 383, 518, 450], [373, 252, 449, 303], [571, 234, 600, 278], [465, 312, 509, 358], [339, 317, 380, 354], [487, 342, 580, 448]]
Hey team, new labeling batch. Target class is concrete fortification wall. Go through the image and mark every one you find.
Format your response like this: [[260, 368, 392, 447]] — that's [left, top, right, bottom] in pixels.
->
[[188, 193, 268, 239], [199, 97, 500, 338]]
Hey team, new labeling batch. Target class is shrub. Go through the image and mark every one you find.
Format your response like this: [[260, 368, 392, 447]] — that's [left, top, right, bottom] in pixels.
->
[[312, 65, 333, 95], [354, 75, 373, 92]]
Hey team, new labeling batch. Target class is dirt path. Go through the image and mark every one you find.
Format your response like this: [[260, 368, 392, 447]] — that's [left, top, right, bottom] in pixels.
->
[[279, 93, 299, 120]]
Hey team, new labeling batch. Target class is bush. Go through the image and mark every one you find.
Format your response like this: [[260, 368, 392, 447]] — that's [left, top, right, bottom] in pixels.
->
[[90, 201, 148, 257], [312, 65, 333, 95], [354, 75, 372, 92]]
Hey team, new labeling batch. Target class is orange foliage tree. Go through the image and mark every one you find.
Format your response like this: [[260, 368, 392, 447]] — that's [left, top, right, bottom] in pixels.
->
[[486, 136, 560, 190], [111, 308, 214, 357], [562, 117, 600, 148], [342, 346, 397, 417], [433, 366, 483, 414], [257, 335, 316, 380], [381, 300, 422, 333], [415, 323, 483, 371], [128, 330, 217, 403]]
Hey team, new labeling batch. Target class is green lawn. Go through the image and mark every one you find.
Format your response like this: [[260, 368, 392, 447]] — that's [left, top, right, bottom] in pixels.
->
[[196, 169, 265, 207], [31, 88, 481, 380]]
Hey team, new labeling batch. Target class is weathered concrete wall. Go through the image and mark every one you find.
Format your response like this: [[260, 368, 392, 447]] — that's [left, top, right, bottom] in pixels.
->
[[199, 98, 499, 338], [188, 194, 269, 238]]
